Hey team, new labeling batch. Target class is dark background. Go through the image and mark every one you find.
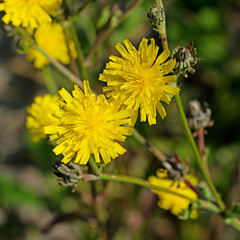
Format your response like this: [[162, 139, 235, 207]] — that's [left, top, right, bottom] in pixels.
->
[[0, 0, 240, 239]]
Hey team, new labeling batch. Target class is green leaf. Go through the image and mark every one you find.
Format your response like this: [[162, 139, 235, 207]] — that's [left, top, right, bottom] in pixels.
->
[[96, 6, 111, 30], [198, 181, 213, 201], [225, 217, 240, 232]]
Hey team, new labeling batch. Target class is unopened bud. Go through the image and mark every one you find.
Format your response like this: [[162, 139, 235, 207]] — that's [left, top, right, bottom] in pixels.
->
[[172, 42, 199, 78], [52, 161, 83, 190], [147, 6, 164, 31]]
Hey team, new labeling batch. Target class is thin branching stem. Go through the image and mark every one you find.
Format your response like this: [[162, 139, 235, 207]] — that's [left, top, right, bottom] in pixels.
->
[[175, 94, 226, 211], [133, 129, 167, 162], [154, 0, 226, 211], [67, 19, 89, 80], [88, 156, 220, 213], [41, 66, 58, 94], [84, 0, 143, 64], [74, 0, 96, 17], [155, 0, 168, 49], [15, 27, 84, 89]]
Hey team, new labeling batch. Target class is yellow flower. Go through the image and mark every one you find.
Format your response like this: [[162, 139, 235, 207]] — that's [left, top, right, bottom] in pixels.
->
[[26, 94, 59, 142], [25, 23, 77, 69], [149, 169, 198, 218], [99, 38, 180, 126], [44, 81, 133, 165], [0, 0, 62, 29]]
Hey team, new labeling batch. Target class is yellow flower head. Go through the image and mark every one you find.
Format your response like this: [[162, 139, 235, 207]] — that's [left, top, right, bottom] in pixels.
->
[[26, 94, 59, 142], [99, 38, 180, 126], [44, 81, 133, 165], [0, 0, 62, 29], [25, 23, 77, 69], [149, 169, 198, 218]]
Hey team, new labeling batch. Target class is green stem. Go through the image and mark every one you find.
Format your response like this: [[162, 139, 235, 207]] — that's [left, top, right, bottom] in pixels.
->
[[87, 156, 221, 213], [15, 26, 35, 46], [132, 128, 167, 162], [100, 173, 195, 202], [41, 66, 58, 94], [15, 27, 84, 89], [68, 19, 89, 80], [64, 24, 80, 77], [36, 46, 84, 89], [155, 0, 168, 50], [175, 94, 225, 211], [88, 158, 221, 213], [74, 0, 96, 17], [89, 157, 101, 175], [89, 157, 108, 239], [89, 156, 199, 203], [155, 0, 225, 212]]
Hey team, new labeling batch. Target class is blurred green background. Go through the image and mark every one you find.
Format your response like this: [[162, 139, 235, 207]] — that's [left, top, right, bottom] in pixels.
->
[[0, 0, 240, 239]]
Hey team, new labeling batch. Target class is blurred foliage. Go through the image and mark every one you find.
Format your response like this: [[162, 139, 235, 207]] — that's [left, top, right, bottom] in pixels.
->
[[0, 0, 240, 239]]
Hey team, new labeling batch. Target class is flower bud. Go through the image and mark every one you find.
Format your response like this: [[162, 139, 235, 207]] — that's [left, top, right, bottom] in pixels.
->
[[172, 42, 199, 78], [147, 6, 164, 30]]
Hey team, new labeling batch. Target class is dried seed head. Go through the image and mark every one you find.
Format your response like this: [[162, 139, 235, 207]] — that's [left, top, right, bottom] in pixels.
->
[[187, 100, 214, 130]]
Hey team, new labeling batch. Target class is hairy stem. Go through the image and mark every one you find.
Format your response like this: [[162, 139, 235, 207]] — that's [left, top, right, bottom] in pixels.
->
[[155, 0, 225, 212], [88, 156, 220, 213], [89, 160, 194, 201], [175, 94, 225, 211], [155, 0, 168, 50]]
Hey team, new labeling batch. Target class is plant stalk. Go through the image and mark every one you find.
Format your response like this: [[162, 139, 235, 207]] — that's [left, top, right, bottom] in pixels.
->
[[41, 66, 58, 94], [88, 156, 221, 213], [67, 19, 89, 80], [15, 27, 84, 89], [155, 0, 168, 50], [175, 95, 225, 211], [155, 0, 225, 212]]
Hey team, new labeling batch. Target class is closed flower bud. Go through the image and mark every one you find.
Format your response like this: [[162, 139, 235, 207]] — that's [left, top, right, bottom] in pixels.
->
[[172, 42, 199, 78]]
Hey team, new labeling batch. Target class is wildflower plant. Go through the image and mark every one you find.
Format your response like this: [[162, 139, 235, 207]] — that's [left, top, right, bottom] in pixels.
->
[[44, 81, 133, 165], [99, 38, 180, 126], [1, 0, 240, 238], [0, 0, 62, 29]]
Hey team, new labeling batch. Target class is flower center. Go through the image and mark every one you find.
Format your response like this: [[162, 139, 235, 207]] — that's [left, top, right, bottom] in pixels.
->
[[135, 67, 156, 91], [83, 109, 104, 136]]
